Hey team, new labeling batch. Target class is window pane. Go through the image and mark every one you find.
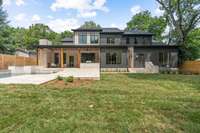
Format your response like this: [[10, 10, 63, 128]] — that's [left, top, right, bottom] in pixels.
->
[[79, 33, 87, 44], [90, 34, 99, 44], [106, 51, 122, 65], [81, 53, 95, 63], [107, 37, 115, 44]]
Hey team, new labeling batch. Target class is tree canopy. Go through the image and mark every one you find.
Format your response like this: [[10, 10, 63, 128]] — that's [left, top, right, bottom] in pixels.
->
[[80, 21, 101, 29], [126, 11, 167, 41], [156, 0, 200, 60]]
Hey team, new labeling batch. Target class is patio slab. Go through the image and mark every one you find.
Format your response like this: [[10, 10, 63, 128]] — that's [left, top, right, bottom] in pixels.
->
[[0, 68, 100, 85]]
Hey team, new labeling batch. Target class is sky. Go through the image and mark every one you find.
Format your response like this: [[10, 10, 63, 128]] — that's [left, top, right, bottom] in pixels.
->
[[2, 0, 164, 33]]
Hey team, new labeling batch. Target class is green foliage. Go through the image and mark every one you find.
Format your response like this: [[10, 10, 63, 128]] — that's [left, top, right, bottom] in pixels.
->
[[56, 75, 64, 81], [0, 74, 200, 132], [181, 28, 200, 60], [64, 76, 74, 83], [156, 0, 200, 61], [0, 23, 73, 53], [80, 21, 101, 29], [126, 11, 167, 41]]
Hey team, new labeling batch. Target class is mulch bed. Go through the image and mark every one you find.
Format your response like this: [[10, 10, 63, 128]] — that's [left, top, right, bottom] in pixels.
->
[[42, 79, 94, 89]]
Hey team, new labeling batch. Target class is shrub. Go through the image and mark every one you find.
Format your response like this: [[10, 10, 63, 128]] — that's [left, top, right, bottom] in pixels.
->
[[64, 76, 74, 84], [67, 76, 74, 82], [56, 75, 63, 81]]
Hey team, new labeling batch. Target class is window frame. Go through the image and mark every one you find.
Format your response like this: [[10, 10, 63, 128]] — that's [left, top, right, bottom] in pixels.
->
[[107, 37, 115, 44], [90, 33, 99, 44], [106, 51, 122, 65], [79, 32, 87, 44]]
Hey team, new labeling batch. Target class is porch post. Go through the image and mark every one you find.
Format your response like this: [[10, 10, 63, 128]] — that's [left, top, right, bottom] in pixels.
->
[[60, 48, 64, 68], [77, 48, 81, 68]]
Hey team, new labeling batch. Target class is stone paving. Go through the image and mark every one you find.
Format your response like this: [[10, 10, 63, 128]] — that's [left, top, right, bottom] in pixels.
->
[[0, 68, 100, 85]]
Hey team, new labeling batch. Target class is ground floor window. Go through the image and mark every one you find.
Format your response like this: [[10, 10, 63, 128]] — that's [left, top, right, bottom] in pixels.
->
[[54, 53, 60, 66], [135, 53, 145, 68], [106, 52, 122, 65], [159, 52, 168, 66], [81, 53, 95, 63]]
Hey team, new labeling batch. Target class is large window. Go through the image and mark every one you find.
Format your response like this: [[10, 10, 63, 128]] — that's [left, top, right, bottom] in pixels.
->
[[106, 52, 121, 64], [159, 52, 168, 66], [81, 53, 95, 63], [54, 53, 60, 66], [107, 37, 115, 44], [126, 37, 130, 44], [79, 32, 87, 44], [134, 37, 138, 44], [90, 33, 99, 44]]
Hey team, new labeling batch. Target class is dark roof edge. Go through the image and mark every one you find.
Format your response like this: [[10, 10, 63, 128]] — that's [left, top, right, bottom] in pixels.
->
[[37, 45, 179, 48]]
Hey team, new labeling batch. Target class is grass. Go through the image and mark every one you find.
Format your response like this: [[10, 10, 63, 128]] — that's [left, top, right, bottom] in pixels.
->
[[0, 74, 200, 133]]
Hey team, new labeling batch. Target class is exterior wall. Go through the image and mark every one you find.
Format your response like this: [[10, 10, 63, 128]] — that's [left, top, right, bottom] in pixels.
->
[[100, 48, 128, 68], [100, 34, 122, 45], [134, 47, 179, 68]]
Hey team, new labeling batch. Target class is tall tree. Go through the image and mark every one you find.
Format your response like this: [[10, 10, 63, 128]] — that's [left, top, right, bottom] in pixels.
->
[[156, 0, 200, 60], [80, 21, 101, 29], [0, 0, 10, 53], [126, 11, 167, 41]]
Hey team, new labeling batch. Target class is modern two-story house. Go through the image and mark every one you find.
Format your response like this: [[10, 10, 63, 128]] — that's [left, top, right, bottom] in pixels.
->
[[37, 27, 179, 73]]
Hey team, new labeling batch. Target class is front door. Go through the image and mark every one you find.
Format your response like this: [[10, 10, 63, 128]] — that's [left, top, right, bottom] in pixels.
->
[[69, 56, 74, 67], [135, 54, 145, 68]]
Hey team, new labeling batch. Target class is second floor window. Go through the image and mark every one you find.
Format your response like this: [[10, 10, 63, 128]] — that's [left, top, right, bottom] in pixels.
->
[[107, 37, 115, 44], [134, 37, 138, 44], [90, 34, 99, 44], [126, 37, 130, 44], [79, 33, 87, 44]]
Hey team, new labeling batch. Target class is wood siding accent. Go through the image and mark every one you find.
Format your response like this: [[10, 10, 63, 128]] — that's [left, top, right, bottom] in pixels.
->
[[0, 54, 37, 70], [60, 48, 64, 68], [180, 61, 200, 74]]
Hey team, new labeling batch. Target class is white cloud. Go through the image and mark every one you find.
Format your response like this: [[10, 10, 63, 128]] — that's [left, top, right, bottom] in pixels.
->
[[130, 5, 143, 15], [3, 0, 11, 6], [78, 10, 96, 18], [14, 13, 26, 22], [31, 14, 41, 22], [154, 7, 164, 17], [111, 23, 117, 27], [47, 18, 79, 33], [3, 0, 25, 6], [47, 15, 54, 19], [50, 0, 108, 18], [16, 0, 25, 6]]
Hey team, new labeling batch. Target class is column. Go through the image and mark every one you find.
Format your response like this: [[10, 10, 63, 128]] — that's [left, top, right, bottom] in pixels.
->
[[60, 48, 64, 68]]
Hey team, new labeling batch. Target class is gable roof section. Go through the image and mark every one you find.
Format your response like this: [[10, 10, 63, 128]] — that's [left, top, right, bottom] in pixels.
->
[[72, 27, 102, 32], [101, 28, 123, 33]]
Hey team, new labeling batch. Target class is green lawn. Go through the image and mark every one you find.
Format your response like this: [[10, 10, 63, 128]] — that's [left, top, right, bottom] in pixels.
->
[[0, 74, 200, 133]]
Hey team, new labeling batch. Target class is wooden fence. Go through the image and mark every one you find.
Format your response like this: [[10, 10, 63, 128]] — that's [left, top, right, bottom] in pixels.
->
[[0, 54, 37, 70], [180, 61, 200, 74]]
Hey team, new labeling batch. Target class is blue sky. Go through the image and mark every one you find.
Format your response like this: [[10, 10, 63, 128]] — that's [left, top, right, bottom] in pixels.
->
[[3, 0, 163, 32]]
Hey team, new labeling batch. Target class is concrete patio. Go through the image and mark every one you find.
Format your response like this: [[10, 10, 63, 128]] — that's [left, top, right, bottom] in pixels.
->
[[0, 68, 100, 85]]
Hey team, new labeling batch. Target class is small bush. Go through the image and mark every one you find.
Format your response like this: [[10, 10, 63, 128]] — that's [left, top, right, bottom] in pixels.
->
[[65, 76, 74, 83], [56, 75, 63, 81]]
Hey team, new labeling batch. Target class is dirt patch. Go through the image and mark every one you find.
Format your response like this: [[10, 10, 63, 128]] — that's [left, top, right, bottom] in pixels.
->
[[42, 79, 94, 89]]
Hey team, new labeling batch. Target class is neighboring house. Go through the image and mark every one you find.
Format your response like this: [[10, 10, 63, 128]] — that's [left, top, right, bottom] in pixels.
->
[[37, 28, 179, 73], [16, 49, 36, 58]]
